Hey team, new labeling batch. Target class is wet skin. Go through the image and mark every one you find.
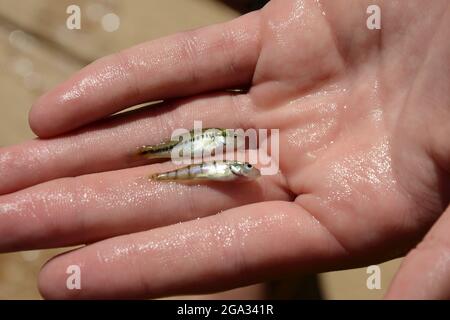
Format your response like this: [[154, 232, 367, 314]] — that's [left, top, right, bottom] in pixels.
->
[[0, 0, 449, 299]]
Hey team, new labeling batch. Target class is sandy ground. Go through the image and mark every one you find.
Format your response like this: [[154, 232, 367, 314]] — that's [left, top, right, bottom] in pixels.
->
[[0, 0, 401, 299]]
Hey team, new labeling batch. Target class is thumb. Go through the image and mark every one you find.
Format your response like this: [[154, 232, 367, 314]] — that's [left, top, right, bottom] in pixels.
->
[[385, 204, 450, 299]]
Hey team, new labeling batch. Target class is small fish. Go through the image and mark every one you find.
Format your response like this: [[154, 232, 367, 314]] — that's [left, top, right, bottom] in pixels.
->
[[150, 161, 261, 182], [138, 128, 242, 160]]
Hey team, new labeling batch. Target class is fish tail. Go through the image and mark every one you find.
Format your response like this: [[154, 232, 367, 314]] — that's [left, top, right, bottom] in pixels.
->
[[149, 165, 195, 182], [149, 167, 181, 181], [137, 144, 173, 159], [149, 172, 168, 181]]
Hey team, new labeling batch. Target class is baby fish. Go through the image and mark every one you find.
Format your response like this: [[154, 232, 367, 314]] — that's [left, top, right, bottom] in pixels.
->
[[138, 128, 242, 160], [150, 161, 261, 182]]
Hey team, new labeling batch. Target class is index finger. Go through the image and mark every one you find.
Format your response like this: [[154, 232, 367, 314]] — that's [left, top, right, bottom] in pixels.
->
[[29, 12, 261, 138]]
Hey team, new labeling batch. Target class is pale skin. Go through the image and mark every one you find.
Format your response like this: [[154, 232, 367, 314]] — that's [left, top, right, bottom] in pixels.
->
[[0, 0, 449, 299]]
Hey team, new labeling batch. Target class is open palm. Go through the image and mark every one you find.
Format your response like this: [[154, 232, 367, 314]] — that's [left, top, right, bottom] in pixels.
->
[[1, 0, 449, 299]]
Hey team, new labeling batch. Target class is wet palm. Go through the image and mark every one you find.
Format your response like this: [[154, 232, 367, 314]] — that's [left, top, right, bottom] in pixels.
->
[[251, 0, 449, 266], [1, 0, 449, 299]]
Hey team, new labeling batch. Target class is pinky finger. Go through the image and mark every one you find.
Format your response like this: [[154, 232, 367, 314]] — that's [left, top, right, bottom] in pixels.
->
[[38, 201, 347, 299]]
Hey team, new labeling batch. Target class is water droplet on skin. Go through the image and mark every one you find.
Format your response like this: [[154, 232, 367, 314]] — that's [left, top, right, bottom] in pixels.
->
[[325, 138, 397, 204]]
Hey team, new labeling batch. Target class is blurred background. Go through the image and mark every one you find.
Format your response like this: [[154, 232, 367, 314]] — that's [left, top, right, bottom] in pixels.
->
[[0, 0, 402, 299]]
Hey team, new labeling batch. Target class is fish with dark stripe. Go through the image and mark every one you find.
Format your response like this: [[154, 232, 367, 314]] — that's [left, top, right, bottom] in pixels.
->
[[150, 161, 260, 182]]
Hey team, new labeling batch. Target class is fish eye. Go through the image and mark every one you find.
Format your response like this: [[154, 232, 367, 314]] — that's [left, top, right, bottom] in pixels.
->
[[245, 163, 252, 169]]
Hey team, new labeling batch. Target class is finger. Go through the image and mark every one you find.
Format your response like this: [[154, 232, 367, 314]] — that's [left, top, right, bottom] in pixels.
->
[[29, 12, 261, 138], [1, 92, 255, 195], [38, 201, 347, 299], [385, 205, 450, 299], [0, 162, 290, 252]]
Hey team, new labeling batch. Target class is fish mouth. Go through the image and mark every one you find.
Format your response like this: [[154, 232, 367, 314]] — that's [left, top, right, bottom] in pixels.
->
[[232, 170, 261, 180]]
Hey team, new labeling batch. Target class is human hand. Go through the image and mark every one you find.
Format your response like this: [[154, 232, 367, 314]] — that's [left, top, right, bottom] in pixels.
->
[[1, 0, 449, 299]]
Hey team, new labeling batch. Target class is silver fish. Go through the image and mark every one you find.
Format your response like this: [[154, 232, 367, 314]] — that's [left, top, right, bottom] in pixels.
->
[[138, 128, 243, 160], [150, 161, 261, 182]]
